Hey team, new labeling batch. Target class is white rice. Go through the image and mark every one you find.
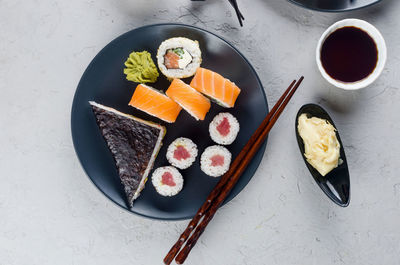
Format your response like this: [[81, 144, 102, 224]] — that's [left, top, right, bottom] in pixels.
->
[[157, 37, 202, 79], [200, 145, 232, 177], [209, 112, 240, 145], [166, 137, 198, 169], [151, 166, 183, 196]]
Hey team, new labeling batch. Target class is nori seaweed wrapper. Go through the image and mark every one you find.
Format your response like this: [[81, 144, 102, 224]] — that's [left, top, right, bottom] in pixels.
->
[[91, 104, 162, 207]]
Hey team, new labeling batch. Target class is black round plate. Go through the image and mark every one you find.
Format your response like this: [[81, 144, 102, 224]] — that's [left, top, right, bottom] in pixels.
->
[[288, 0, 382, 12], [71, 23, 268, 220]]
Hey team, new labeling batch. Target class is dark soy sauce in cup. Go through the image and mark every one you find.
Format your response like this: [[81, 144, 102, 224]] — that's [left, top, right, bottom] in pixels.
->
[[321, 26, 378, 83]]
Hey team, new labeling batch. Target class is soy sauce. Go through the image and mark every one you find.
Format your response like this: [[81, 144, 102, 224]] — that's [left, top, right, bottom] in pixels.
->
[[321, 26, 378, 83]]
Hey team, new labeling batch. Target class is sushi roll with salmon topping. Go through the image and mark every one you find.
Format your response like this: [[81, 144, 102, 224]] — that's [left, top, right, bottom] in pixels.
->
[[157, 37, 202, 80], [209, 113, 240, 145], [129, 84, 182, 123], [166, 79, 211, 121], [167, 138, 198, 169], [152, 166, 183, 197], [200, 145, 232, 177], [190, 68, 241, 108]]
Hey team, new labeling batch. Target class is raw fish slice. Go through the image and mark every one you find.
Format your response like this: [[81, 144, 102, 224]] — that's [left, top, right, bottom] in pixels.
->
[[129, 84, 182, 123], [190, 68, 241, 108], [166, 79, 211, 121]]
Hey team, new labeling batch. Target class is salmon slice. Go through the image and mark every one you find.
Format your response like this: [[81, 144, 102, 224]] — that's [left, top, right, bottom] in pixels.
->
[[190, 68, 241, 108], [166, 79, 211, 121], [129, 84, 182, 123], [164, 50, 180, 69]]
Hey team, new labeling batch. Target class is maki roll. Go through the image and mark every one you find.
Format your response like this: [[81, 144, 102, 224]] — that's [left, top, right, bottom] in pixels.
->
[[166, 137, 198, 169], [209, 112, 240, 145], [152, 166, 184, 196], [200, 145, 232, 177], [157, 37, 202, 79]]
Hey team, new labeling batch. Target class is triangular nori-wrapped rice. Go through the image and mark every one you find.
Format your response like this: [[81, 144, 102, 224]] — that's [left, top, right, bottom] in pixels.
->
[[90, 101, 165, 207]]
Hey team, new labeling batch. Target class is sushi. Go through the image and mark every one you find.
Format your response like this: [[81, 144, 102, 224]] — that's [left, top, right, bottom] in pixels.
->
[[190, 68, 241, 108], [89, 101, 166, 207], [128, 84, 182, 123], [209, 112, 240, 145], [166, 137, 198, 169], [152, 166, 184, 196], [166, 79, 211, 121], [157, 37, 202, 79], [200, 145, 232, 177]]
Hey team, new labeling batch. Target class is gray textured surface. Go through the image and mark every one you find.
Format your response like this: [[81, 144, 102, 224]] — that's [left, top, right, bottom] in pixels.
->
[[1, 0, 400, 264]]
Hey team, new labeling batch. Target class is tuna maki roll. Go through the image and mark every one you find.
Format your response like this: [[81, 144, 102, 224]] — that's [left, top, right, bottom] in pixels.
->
[[166, 137, 198, 169], [157, 37, 202, 80], [209, 112, 240, 145], [151, 166, 184, 196], [200, 145, 232, 177]]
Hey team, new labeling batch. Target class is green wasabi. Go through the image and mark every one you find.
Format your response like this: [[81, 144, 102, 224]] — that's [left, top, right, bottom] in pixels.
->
[[123, 51, 159, 83]]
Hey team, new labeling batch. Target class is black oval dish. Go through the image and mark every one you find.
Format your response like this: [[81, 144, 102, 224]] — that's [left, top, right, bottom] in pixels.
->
[[71, 23, 269, 220], [295, 104, 350, 207], [288, 0, 381, 12]]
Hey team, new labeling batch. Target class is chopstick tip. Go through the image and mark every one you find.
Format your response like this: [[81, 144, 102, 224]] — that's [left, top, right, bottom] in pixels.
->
[[163, 257, 171, 265]]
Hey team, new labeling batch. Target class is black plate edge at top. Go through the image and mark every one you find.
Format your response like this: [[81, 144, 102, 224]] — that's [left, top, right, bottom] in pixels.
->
[[287, 0, 382, 12], [70, 23, 269, 220], [295, 103, 350, 207]]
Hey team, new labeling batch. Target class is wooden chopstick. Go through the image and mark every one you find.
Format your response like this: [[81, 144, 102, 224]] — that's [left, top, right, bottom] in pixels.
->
[[163, 79, 298, 265], [165, 77, 303, 264], [175, 76, 304, 264], [174, 76, 303, 263]]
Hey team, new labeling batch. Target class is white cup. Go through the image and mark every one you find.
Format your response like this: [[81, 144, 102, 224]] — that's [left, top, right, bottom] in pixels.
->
[[316, 19, 387, 90]]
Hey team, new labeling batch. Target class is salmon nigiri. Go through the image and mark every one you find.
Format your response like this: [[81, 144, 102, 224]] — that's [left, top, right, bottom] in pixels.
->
[[129, 84, 182, 123], [166, 79, 211, 121], [190, 68, 241, 108]]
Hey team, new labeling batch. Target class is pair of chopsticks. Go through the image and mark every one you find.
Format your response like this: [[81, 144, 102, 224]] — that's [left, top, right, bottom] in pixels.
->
[[164, 76, 304, 264]]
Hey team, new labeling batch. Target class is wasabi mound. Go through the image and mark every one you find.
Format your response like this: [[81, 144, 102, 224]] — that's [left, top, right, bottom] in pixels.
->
[[124, 51, 159, 83]]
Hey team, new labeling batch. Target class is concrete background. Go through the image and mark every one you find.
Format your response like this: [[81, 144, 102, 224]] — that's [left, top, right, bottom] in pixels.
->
[[1, 0, 399, 264]]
